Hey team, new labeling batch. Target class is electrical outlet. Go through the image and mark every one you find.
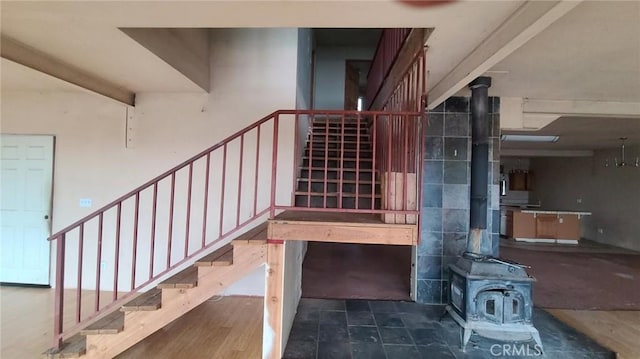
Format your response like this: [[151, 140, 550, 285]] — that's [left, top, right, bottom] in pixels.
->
[[598, 228, 604, 234], [79, 198, 92, 208], [576, 198, 582, 204]]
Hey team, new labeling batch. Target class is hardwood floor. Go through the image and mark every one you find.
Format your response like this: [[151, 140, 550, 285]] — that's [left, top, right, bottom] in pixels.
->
[[0, 286, 263, 359], [548, 309, 640, 359], [1, 288, 638, 359]]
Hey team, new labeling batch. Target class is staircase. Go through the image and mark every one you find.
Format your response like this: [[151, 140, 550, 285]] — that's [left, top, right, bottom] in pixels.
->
[[46, 225, 267, 358], [295, 118, 381, 210], [45, 109, 423, 359]]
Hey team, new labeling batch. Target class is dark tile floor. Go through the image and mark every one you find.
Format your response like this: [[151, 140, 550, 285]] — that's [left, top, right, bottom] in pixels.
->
[[283, 298, 615, 359]]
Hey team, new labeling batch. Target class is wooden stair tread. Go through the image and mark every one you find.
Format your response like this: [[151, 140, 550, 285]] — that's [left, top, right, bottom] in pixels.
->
[[80, 311, 124, 335], [295, 191, 380, 198], [195, 244, 234, 266], [157, 266, 198, 289], [44, 335, 86, 358], [121, 288, 162, 312], [233, 222, 268, 245]]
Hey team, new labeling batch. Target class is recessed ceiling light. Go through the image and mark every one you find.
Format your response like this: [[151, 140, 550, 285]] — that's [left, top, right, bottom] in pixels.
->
[[501, 135, 560, 143]]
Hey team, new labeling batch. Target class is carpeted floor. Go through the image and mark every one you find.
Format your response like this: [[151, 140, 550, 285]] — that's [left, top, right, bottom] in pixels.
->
[[500, 246, 640, 310], [301, 242, 411, 301]]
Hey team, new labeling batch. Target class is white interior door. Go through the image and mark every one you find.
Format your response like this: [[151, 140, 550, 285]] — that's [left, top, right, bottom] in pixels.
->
[[1, 134, 54, 285]]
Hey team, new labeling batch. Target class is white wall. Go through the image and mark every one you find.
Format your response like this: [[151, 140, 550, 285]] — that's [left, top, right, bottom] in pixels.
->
[[1, 28, 300, 293], [278, 28, 314, 349], [313, 46, 374, 109], [529, 148, 640, 251]]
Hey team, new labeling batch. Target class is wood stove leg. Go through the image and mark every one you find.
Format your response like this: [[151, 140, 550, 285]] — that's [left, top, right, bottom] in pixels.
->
[[461, 328, 472, 351], [531, 330, 544, 354]]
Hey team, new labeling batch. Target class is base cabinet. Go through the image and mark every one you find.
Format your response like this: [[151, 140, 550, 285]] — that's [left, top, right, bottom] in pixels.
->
[[507, 210, 583, 242]]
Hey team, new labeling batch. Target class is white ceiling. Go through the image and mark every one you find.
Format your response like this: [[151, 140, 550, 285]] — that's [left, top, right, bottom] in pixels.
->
[[487, 1, 640, 102], [0, 0, 521, 93], [502, 116, 640, 151], [1, 1, 639, 152]]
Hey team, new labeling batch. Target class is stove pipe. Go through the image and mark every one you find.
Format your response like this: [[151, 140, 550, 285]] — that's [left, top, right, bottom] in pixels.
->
[[467, 76, 492, 255]]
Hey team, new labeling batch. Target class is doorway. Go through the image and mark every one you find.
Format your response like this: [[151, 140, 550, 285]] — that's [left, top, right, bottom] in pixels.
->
[[344, 60, 371, 111], [0, 134, 54, 285], [301, 242, 412, 300]]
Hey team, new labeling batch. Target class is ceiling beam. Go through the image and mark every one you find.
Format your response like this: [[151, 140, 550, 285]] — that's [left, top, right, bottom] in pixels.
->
[[501, 149, 594, 157], [1, 35, 135, 106], [426, 0, 582, 109], [523, 99, 640, 117], [502, 97, 640, 130], [120, 28, 210, 92]]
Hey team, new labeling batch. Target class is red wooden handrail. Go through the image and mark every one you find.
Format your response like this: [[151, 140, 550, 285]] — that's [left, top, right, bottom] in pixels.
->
[[365, 28, 412, 110], [50, 30, 429, 347], [50, 25, 428, 350], [49, 109, 425, 349]]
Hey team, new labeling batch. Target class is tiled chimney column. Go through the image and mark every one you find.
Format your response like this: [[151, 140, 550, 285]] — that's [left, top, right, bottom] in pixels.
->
[[416, 97, 501, 304]]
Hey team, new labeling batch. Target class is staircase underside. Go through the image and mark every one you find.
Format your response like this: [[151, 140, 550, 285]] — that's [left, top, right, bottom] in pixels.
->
[[268, 210, 417, 245]]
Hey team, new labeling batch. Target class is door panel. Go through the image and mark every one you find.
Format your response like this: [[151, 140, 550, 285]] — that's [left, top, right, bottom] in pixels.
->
[[0, 134, 54, 285], [344, 62, 359, 110]]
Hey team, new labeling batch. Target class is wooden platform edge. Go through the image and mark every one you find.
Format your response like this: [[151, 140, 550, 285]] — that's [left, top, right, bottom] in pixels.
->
[[268, 220, 417, 246]]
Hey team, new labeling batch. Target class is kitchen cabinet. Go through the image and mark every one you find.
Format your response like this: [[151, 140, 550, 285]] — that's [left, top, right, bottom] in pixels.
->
[[508, 170, 534, 191], [506, 209, 591, 244]]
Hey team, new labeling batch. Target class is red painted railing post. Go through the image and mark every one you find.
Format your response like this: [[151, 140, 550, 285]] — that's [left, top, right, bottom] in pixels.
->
[[53, 233, 65, 349], [270, 113, 280, 218]]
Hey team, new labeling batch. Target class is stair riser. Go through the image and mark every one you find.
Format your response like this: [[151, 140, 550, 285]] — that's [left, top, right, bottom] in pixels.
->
[[312, 122, 370, 128], [309, 143, 371, 150], [302, 159, 373, 169], [294, 196, 381, 209], [304, 149, 373, 158], [308, 133, 370, 140], [297, 181, 376, 193], [300, 170, 373, 181]]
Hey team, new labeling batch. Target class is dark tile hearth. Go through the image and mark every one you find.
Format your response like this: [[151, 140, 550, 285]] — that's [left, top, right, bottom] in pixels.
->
[[283, 298, 615, 359]]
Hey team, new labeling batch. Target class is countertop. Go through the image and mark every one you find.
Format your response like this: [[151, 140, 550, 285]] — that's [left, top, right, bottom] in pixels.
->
[[519, 209, 592, 216]]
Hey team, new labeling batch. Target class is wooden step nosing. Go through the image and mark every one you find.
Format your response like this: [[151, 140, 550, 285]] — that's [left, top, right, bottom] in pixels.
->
[[233, 222, 268, 245], [195, 244, 234, 267], [157, 267, 198, 289], [44, 335, 86, 358], [80, 312, 124, 335], [120, 288, 162, 312]]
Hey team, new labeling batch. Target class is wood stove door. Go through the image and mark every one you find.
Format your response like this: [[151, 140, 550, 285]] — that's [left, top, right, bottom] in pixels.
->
[[477, 290, 504, 324], [503, 290, 525, 323]]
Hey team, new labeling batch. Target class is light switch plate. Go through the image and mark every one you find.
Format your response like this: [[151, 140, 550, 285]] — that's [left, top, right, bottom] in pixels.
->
[[79, 198, 92, 208]]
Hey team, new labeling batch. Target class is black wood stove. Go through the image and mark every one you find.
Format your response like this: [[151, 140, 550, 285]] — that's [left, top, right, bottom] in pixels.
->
[[447, 253, 542, 350], [445, 77, 543, 352]]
